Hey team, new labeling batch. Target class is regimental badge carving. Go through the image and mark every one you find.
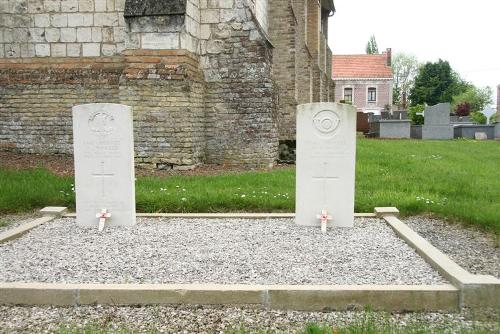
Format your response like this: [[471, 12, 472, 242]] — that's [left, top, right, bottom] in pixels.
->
[[88, 112, 115, 134], [312, 110, 341, 136]]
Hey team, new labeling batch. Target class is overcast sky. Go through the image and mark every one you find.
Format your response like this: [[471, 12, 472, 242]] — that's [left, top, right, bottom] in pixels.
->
[[328, 0, 499, 105]]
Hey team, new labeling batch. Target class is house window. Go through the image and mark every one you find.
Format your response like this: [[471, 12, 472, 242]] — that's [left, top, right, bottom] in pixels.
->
[[343, 87, 353, 103], [367, 87, 377, 102]]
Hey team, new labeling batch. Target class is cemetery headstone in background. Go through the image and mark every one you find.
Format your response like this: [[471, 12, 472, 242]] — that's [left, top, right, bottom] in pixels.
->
[[296, 102, 357, 228], [72, 103, 136, 228], [422, 103, 454, 140]]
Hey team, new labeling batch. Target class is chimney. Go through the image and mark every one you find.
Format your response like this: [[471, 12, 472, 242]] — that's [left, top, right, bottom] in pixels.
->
[[386, 48, 392, 66]]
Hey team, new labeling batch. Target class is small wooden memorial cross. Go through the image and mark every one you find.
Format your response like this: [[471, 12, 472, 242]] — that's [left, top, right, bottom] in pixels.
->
[[96, 208, 111, 231], [316, 209, 332, 234]]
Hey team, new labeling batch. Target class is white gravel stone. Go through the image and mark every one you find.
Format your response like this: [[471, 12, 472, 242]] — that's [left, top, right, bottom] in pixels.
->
[[406, 216, 500, 278], [0, 218, 446, 285], [0, 212, 39, 235], [0, 305, 498, 333]]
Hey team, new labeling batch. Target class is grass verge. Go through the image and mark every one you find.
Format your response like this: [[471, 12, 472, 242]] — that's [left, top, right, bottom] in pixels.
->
[[0, 139, 498, 232]]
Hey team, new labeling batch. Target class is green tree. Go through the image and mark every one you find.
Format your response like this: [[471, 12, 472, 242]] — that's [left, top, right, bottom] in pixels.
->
[[391, 52, 420, 106], [470, 111, 487, 124], [365, 35, 378, 54], [409, 59, 469, 106], [452, 86, 493, 113], [408, 104, 425, 125]]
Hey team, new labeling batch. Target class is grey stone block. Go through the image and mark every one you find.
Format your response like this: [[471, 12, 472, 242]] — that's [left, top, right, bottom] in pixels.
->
[[453, 125, 495, 140], [422, 125, 454, 140], [376, 120, 411, 139]]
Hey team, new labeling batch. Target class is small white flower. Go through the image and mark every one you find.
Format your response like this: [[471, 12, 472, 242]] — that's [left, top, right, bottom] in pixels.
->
[[241, 194, 246, 198], [181, 197, 187, 201]]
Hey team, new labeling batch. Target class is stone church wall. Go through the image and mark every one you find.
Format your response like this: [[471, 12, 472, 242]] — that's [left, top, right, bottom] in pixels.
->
[[0, 0, 333, 169]]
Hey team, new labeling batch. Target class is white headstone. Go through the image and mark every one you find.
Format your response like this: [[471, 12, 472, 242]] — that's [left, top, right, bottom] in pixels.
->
[[72, 103, 136, 227], [296, 102, 357, 228]]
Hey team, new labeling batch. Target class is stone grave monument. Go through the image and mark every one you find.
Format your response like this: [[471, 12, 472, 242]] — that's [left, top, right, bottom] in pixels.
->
[[296, 102, 357, 230], [422, 103, 454, 140], [72, 103, 136, 229]]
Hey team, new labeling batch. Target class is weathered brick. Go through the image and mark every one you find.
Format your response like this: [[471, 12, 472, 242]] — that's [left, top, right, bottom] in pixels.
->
[[93, 12, 117, 26], [78, 0, 93, 12], [61, 0, 78, 12], [67, 13, 93, 26], [34, 13, 50, 27], [44, 28, 60, 42], [51, 13, 68, 27], [94, 0, 106, 11], [34, 43, 50, 56], [66, 42, 81, 56], [60, 27, 76, 42], [81, 42, 99, 55], [76, 27, 91, 42], [51, 43, 66, 56]]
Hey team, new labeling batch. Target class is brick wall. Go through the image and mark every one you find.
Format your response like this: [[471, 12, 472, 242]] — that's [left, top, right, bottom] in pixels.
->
[[199, 0, 278, 167], [0, 0, 280, 169], [0, 57, 122, 153], [0, 0, 126, 58], [334, 80, 393, 113], [269, 0, 334, 140]]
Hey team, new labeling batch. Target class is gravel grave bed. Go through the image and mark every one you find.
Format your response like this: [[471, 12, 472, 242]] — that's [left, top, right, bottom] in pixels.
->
[[406, 216, 500, 278], [0, 217, 447, 285], [0, 212, 39, 235]]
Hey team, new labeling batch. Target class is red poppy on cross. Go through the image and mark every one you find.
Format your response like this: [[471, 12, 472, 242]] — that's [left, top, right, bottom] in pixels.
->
[[316, 209, 332, 233], [96, 208, 111, 231]]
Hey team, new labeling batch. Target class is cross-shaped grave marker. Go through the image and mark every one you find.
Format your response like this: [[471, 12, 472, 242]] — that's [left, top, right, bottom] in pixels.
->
[[96, 208, 111, 231], [316, 209, 332, 233]]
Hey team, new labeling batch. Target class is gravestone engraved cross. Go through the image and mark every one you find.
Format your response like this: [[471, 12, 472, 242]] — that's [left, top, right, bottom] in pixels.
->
[[312, 162, 339, 206], [92, 161, 114, 198]]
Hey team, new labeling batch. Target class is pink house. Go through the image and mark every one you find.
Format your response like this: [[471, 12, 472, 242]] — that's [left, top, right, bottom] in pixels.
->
[[332, 49, 393, 115]]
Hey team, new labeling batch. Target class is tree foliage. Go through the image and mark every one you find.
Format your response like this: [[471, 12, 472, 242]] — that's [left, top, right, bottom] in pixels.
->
[[409, 59, 469, 106], [408, 104, 425, 125], [470, 111, 487, 124], [365, 35, 378, 54], [455, 102, 471, 117], [451, 86, 493, 113], [392, 52, 420, 106]]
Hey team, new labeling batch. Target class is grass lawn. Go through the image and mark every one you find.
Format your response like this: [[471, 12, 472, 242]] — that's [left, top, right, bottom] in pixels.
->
[[0, 139, 499, 233]]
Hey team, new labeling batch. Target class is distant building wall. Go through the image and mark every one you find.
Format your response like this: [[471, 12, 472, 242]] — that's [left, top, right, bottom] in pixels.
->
[[334, 79, 393, 113]]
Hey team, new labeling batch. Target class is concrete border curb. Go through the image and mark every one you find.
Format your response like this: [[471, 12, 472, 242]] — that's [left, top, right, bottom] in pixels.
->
[[382, 214, 500, 309], [0, 207, 67, 244], [0, 283, 459, 311]]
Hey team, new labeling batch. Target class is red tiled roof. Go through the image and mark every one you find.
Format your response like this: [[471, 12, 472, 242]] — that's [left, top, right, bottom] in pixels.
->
[[332, 54, 392, 79]]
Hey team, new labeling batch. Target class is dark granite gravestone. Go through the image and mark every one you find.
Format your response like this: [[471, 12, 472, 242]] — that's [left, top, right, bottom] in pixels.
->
[[124, 0, 186, 17]]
